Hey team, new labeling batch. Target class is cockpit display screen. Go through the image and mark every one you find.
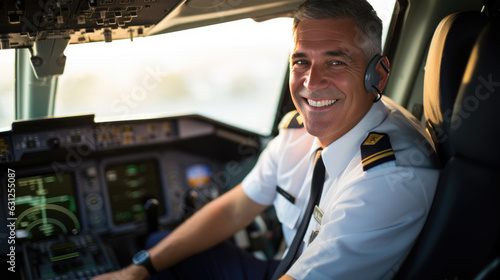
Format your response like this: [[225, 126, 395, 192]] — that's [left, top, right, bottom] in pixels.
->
[[104, 160, 165, 225], [16, 173, 81, 240]]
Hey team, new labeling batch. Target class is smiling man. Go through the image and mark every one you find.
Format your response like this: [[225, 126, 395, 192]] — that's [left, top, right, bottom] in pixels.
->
[[290, 15, 383, 147], [94, 1, 440, 279]]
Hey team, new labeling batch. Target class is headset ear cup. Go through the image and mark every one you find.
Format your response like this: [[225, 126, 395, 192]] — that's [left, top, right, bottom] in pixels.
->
[[364, 55, 382, 92]]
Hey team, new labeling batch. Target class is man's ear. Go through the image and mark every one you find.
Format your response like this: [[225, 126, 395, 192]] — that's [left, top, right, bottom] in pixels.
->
[[364, 55, 390, 101], [376, 56, 390, 92]]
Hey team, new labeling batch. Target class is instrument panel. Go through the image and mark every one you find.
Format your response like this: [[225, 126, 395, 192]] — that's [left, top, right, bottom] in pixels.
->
[[0, 113, 261, 262]]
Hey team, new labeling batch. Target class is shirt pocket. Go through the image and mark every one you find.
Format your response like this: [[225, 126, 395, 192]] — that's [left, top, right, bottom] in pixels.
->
[[274, 193, 301, 230]]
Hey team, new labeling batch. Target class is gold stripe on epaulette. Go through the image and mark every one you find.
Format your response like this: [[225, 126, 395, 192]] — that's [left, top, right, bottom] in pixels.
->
[[362, 148, 395, 167]]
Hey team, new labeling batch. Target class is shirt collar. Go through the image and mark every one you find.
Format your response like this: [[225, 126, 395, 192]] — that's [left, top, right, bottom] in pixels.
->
[[321, 99, 388, 180]]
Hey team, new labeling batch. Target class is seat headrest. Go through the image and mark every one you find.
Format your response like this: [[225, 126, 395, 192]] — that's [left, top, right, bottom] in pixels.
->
[[451, 20, 500, 166], [424, 11, 488, 164]]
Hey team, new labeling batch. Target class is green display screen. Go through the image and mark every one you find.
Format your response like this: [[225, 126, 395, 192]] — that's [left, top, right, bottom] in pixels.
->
[[16, 173, 80, 240], [105, 160, 164, 225]]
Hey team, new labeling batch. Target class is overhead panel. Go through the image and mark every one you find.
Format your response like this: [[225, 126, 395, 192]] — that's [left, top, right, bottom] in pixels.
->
[[0, 0, 182, 49]]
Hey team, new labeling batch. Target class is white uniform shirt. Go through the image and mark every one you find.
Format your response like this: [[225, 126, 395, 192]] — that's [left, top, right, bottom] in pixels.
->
[[242, 97, 441, 280]]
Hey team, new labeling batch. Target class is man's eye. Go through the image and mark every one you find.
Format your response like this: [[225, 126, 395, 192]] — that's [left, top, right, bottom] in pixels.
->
[[293, 60, 308, 65], [291, 60, 309, 70], [331, 61, 345, 66]]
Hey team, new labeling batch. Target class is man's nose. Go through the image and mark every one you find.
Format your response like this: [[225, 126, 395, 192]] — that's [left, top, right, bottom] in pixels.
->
[[304, 64, 328, 91]]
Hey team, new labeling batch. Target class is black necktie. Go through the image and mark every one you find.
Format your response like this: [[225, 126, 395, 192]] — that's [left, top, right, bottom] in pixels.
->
[[272, 149, 326, 279]]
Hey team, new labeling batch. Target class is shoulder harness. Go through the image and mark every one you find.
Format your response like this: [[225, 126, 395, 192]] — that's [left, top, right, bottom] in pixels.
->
[[361, 132, 396, 171], [279, 110, 304, 129]]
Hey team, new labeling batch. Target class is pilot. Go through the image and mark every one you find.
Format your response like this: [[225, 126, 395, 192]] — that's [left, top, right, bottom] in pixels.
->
[[94, 0, 440, 279]]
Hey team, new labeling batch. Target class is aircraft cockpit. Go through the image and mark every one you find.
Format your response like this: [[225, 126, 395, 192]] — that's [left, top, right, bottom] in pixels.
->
[[1, 0, 499, 279]]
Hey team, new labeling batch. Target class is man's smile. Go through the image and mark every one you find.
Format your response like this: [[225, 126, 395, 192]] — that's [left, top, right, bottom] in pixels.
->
[[306, 98, 338, 108]]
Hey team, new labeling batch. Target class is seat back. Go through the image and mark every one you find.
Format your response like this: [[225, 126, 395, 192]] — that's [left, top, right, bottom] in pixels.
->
[[395, 9, 500, 280], [423, 11, 487, 164]]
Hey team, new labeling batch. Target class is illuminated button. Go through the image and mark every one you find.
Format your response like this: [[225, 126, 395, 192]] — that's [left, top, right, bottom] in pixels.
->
[[86, 167, 97, 177], [0, 139, 8, 153], [26, 139, 36, 148], [70, 135, 82, 143]]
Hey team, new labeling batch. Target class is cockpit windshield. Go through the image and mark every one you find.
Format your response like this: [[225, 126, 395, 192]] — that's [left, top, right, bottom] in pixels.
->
[[0, 49, 15, 130], [55, 18, 293, 136]]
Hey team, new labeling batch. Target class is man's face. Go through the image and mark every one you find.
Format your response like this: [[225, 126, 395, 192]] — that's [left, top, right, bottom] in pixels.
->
[[290, 17, 378, 147]]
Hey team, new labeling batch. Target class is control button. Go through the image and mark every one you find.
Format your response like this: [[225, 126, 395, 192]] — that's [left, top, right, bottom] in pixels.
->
[[88, 212, 105, 227], [26, 139, 37, 148], [48, 138, 62, 149], [70, 134, 82, 143], [86, 166, 97, 177], [85, 193, 103, 210]]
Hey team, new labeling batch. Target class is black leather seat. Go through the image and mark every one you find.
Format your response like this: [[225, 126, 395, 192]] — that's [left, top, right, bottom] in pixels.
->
[[423, 11, 488, 165], [394, 8, 500, 280]]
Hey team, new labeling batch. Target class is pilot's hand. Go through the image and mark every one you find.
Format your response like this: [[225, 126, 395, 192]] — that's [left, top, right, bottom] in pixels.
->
[[91, 264, 149, 280]]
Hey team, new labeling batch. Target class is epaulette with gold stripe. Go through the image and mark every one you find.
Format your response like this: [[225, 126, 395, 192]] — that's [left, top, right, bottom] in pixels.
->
[[279, 110, 304, 129], [361, 132, 396, 171]]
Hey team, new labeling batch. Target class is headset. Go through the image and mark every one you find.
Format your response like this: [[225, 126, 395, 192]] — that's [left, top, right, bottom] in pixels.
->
[[364, 54, 390, 102]]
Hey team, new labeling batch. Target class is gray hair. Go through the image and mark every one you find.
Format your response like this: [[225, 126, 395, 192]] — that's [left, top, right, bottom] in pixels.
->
[[293, 0, 383, 60]]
